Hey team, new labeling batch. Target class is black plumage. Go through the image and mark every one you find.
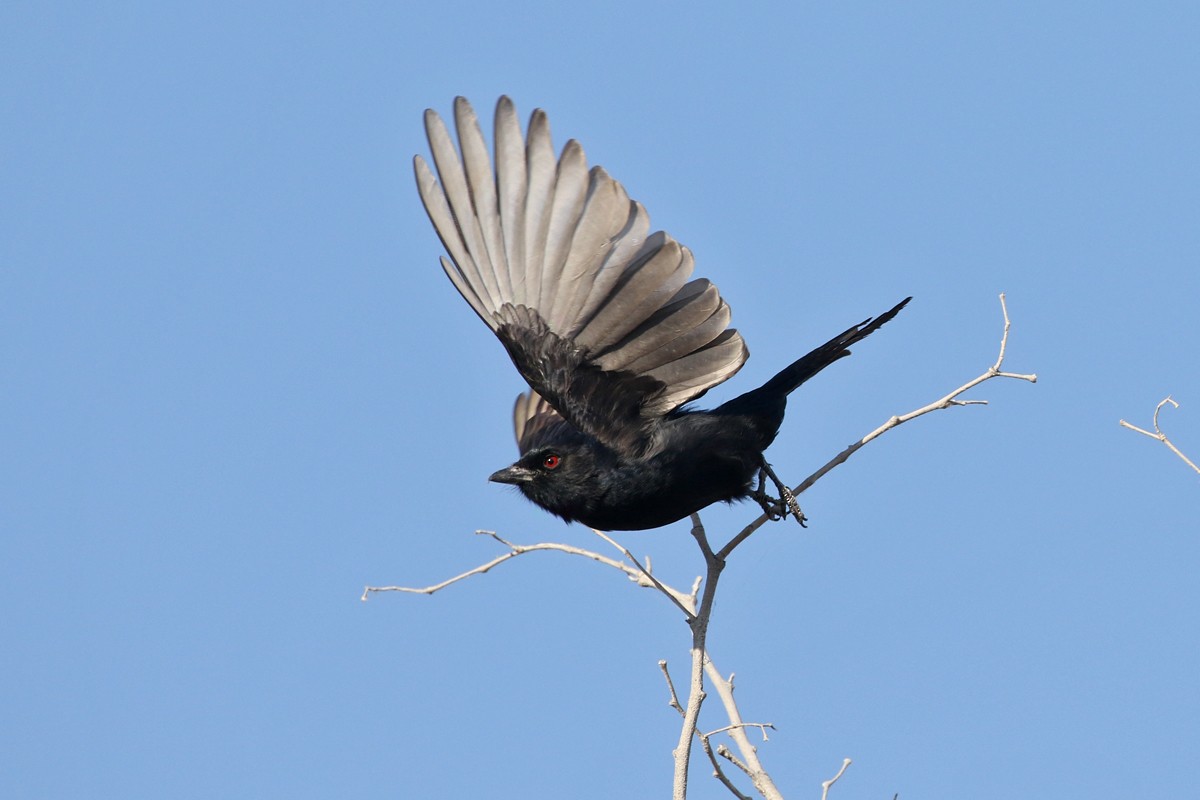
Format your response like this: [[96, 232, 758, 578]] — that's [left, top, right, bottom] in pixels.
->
[[415, 96, 908, 531]]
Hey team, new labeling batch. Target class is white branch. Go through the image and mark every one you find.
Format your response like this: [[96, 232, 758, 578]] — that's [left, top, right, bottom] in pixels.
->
[[820, 758, 852, 800], [361, 530, 674, 601], [1120, 396, 1200, 476], [702, 722, 776, 740], [704, 658, 783, 799], [718, 292, 1036, 557], [589, 528, 698, 619]]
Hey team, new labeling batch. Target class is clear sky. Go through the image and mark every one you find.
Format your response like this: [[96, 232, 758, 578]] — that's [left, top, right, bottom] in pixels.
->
[[4, 2, 1198, 798]]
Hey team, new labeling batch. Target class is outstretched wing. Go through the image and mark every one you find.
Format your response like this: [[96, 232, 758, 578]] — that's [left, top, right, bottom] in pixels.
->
[[414, 96, 748, 454]]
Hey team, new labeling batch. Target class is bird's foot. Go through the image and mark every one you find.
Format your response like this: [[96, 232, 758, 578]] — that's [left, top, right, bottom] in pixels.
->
[[753, 463, 808, 527], [751, 467, 785, 520]]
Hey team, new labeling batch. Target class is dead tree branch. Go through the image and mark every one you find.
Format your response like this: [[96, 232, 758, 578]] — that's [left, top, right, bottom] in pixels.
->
[[717, 292, 1036, 558], [820, 758, 852, 800], [1120, 396, 1200, 476], [362, 529, 697, 614], [703, 659, 782, 798]]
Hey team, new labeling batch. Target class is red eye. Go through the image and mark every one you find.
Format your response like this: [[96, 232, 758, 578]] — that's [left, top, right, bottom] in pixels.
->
[[542, 454, 561, 470]]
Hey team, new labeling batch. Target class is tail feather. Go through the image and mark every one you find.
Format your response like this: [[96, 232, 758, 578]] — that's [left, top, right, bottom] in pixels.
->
[[761, 297, 911, 397]]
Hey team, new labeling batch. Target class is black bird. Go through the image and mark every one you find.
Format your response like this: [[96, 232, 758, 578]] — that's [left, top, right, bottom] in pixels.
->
[[415, 97, 908, 531]]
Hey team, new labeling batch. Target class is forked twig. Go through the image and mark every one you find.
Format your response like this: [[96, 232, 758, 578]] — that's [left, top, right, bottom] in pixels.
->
[[662, 659, 757, 800], [361, 530, 641, 599], [702, 722, 776, 740], [672, 514, 723, 800], [821, 758, 852, 800], [701, 738, 754, 800], [1120, 396, 1200, 476], [590, 528, 697, 620], [718, 292, 1036, 558], [663, 658, 780, 800], [363, 529, 699, 617], [702, 658, 782, 799]]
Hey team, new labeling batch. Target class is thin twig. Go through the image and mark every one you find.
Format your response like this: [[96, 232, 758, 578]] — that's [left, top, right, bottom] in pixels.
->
[[702, 722, 776, 740], [660, 660, 685, 715], [699, 735, 754, 800], [1120, 396, 1200, 476], [362, 530, 665, 601], [821, 758, 852, 800], [718, 292, 1036, 559], [590, 528, 697, 620], [666, 657, 762, 800], [716, 743, 753, 776], [704, 657, 783, 799], [667, 655, 780, 799]]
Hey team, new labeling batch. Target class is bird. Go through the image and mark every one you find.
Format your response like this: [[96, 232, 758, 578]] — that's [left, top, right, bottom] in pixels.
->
[[414, 96, 909, 532]]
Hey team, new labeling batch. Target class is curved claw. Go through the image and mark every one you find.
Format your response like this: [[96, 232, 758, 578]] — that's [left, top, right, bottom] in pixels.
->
[[753, 462, 808, 527]]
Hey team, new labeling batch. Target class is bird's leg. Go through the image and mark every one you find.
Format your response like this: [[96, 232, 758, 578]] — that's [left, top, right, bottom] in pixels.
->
[[751, 468, 785, 521], [754, 461, 807, 527]]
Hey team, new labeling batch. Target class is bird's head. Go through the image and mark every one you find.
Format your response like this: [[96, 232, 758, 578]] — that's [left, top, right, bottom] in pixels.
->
[[488, 442, 612, 524]]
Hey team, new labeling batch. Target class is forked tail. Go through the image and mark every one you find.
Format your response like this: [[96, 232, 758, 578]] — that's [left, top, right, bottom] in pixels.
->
[[760, 296, 911, 397]]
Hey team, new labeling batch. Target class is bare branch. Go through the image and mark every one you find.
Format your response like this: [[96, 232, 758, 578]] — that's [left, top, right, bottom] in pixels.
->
[[704, 657, 784, 800], [672, 514, 726, 800], [660, 660, 685, 716], [820, 758, 852, 800], [718, 292, 1036, 559], [673, 651, 706, 800], [699, 736, 754, 800], [667, 658, 769, 800], [717, 743, 754, 777], [362, 530, 679, 602], [590, 528, 697, 620], [1120, 396, 1200, 476], [672, 517, 785, 799], [702, 722, 776, 740]]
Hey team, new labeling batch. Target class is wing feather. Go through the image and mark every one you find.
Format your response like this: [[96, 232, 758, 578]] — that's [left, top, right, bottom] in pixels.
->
[[573, 232, 693, 350], [522, 109, 556, 307], [646, 330, 748, 414], [423, 110, 501, 310], [454, 97, 511, 302], [415, 97, 750, 452], [567, 196, 648, 337], [624, 301, 735, 374], [539, 139, 588, 315], [595, 279, 724, 371], [546, 168, 628, 330], [494, 97, 528, 299]]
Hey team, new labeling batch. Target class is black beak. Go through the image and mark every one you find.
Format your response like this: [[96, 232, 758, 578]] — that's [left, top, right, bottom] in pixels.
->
[[489, 464, 535, 485]]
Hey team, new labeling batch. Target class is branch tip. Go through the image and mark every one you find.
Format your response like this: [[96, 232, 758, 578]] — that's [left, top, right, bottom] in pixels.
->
[[1121, 395, 1199, 475], [821, 758, 852, 800]]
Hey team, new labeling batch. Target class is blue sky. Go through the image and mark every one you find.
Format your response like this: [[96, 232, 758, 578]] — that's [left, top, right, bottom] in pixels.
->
[[4, 2, 1198, 798]]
